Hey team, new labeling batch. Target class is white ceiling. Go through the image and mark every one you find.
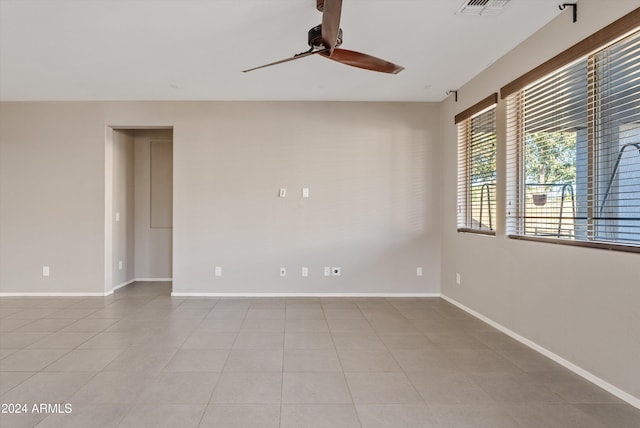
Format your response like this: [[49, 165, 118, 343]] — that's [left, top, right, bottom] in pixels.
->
[[0, 0, 563, 102]]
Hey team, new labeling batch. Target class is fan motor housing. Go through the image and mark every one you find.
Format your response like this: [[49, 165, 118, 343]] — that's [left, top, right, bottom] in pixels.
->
[[308, 25, 343, 49]]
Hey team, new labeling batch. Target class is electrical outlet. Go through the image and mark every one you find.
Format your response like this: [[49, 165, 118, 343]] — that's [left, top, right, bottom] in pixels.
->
[[301, 267, 309, 277], [280, 267, 287, 277], [42, 266, 50, 277], [279, 188, 286, 198], [302, 187, 310, 198], [416, 267, 423, 277], [118, 260, 123, 270], [456, 273, 461, 285], [324, 267, 331, 277], [331, 267, 341, 276], [215, 266, 222, 277]]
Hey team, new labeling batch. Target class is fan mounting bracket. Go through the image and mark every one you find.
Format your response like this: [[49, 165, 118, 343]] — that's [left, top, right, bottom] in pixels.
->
[[308, 24, 343, 49]]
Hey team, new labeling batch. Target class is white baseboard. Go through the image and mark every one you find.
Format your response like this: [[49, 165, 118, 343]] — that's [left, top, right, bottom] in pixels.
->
[[171, 292, 440, 298], [135, 278, 172, 282], [441, 294, 640, 410], [0, 291, 110, 297]]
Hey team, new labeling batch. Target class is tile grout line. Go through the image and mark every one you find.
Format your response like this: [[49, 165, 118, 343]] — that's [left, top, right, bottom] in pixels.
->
[[324, 301, 364, 428]]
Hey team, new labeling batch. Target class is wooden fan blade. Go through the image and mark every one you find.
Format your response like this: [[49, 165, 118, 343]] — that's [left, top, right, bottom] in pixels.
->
[[320, 48, 404, 74], [242, 49, 326, 73], [321, 0, 342, 53]]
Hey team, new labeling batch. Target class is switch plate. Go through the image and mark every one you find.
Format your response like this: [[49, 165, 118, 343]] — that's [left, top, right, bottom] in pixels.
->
[[301, 267, 309, 277], [215, 266, 222, 277], [115, 212, 120, 222], [302, 187, 309, 198], [456, 273, 461, 285], [323, 267, 331, 277], [416, 267, 423, 277], [118, 260, 123, 270], [279, 188, 286, 198], [280, 267, 287, 277], [331, 267, 341, 276], [42, 266, 50, 277]]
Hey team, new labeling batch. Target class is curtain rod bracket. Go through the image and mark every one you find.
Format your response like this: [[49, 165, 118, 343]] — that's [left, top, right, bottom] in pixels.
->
[[446, 90, 458, 102], [559, 3, 577, 23]]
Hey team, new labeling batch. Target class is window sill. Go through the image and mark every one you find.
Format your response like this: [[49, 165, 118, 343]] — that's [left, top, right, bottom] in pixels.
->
[[507, 234, 640, 254], [457, 228, 496, 237]]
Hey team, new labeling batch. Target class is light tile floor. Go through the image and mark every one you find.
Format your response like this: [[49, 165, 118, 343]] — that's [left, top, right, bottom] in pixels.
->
[[0, 282, 639, 427]]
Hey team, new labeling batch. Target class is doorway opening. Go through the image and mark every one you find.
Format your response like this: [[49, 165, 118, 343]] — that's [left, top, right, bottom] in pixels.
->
[[104, 127, 173, 294]]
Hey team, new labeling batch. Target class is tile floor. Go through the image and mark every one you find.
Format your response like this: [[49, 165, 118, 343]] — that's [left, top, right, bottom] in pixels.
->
[[1, 282, 639, 428]]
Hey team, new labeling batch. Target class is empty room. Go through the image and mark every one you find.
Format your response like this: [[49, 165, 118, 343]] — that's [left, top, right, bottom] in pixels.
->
[[0, 0, 639, 427]]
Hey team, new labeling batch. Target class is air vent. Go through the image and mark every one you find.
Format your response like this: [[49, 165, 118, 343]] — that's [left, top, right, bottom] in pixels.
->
[[457, 0, 511, 16]]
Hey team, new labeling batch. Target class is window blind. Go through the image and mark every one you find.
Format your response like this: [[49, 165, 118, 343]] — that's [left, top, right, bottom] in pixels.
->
[[457, 102, 497, 234], [506, 29, 640, 248], [591, 30, 640, 244]]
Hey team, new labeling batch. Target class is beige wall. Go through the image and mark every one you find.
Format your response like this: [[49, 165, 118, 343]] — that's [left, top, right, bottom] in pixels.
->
[[0, 101, 440, 296], [440, 0, 640, 403], [111, 129, 135, 288], [0, 103, 106, 294], [164, 102, 440, 295], [134, 129, 173, 279]]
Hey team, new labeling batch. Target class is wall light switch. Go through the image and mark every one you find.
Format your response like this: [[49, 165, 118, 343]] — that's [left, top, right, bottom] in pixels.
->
[[279, 188, 286, 198], [416, 267, 423, 277], [118, 260, 123, 270], [280, 267, 287, 277], [115, 212, 120, 222], [215, 266, 222, 277], [324, 267, 331, 277], [42, 266, 50, 277], [456, 273, 461, 285], [301, 266, 309, 277], [302, 187, 309, 198]]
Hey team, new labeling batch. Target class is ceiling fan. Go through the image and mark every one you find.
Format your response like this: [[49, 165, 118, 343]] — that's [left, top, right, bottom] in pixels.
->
[[242, 0, 404, 74]]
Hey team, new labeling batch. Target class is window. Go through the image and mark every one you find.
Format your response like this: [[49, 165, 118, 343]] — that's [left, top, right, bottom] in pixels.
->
[[456, 94, 498, 235], [592, 34, 640, 244], [505, 27, 640, 249]]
